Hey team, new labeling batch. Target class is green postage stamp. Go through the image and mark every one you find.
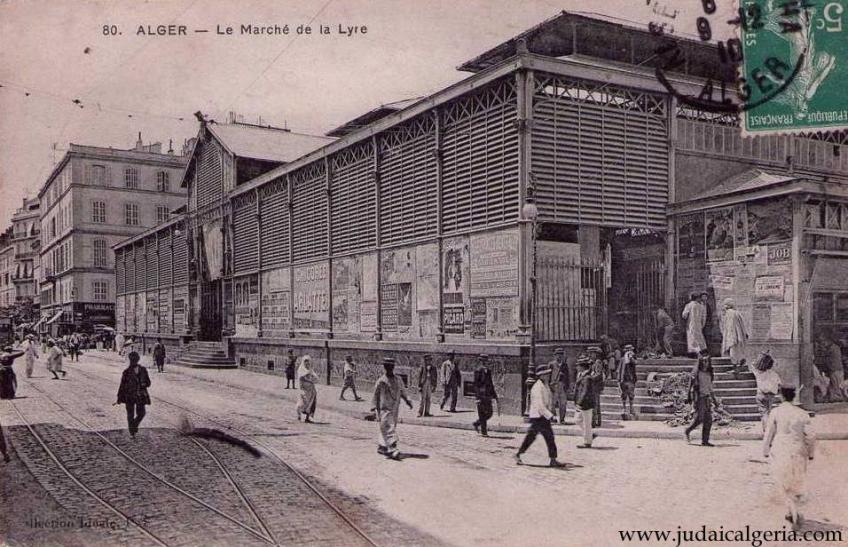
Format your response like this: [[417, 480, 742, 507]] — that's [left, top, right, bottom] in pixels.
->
[[739, 0, 847, 135]]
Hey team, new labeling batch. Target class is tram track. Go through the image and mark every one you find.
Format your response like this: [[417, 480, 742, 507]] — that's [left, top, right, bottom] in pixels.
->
[[54, 363, 381, 547], [12, 379, 276, 546]]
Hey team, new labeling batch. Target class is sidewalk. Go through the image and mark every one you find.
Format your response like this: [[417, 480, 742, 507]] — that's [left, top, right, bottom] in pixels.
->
[[83, 351, 848, 441]]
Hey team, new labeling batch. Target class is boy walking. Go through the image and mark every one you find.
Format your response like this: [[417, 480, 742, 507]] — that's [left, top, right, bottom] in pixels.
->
[[515, 362, 562, 467], [619, 344, 637, 419], [339, 355, 363, 401]]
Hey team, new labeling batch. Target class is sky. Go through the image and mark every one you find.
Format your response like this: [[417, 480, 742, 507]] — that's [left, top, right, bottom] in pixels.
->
[[0, 0, 737, 228]]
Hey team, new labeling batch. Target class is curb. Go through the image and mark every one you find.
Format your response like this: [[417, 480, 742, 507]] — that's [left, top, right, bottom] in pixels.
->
[[82, 352, 848, 441]]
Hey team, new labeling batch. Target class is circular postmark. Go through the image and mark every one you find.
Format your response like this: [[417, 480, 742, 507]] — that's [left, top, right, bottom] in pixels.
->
[[649, 0, 814, 115]]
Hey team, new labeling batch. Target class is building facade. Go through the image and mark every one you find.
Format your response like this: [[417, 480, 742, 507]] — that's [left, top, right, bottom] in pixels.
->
[[0, 227, 14, 309], [38, 137, 187, 334], [9, 197, 41, 326], [114, 13, 848, 411]]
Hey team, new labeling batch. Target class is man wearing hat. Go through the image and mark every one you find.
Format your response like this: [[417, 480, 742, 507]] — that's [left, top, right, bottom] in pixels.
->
[[22, 334, 40, 379], [587, 346, 606, 427], [574, 355, 599, 448], [548, 347, 570, 424], [515, 362, 562, 466], [371, 357, 413, 459], [618, 344, 638, 419], [472, 354, 499, 436], [440, 351, 460, 412], [339, 355, 363, 401], [115, 351, 151, 439], [417, 354, 439, 417]]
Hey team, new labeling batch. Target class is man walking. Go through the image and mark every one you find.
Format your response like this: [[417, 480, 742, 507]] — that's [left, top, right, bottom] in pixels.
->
[[654, 304, 675, 357], [619, 344, 638, 420], [816, 332, 846, 402], [339, 355, 363, 401], [472, 354, 498, 437], [685, 351, 716, 447], [439, 351, 460, 412], [115, 331, 125, 355], [549, 347, 570, 424], [285, 348, 296, 389], [115, 351, 151, 439], [152, 338, 166, 373], [721, 298, 748, 377], [682, 294, 708, 356], [574, 355, 598, 448], [587, 346, 605, 428], [22, 334, 39, 379], [371, 357, 413, 460], [46, 340, 66, 380], [515, 362, 562, 467], [417, 354, 438, 417]]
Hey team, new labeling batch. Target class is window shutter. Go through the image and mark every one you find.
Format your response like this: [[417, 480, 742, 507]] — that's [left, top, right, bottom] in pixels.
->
[[259, 179, 289, 269], [331, 142, 375, 253], [159, 230, 172, 286], [233, 191, 259, 273], [146, 237, 158, 289], [291, 163, 328, 261]]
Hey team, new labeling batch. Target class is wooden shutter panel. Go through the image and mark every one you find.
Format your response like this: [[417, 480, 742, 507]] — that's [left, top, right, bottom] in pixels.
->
[[291, 164, 328, 262], [233, 191, 259, 274], [159, 230, 172, 286], [173, 225, 188, 285], [259, 179, 289, 269], [146, 237, 158, 290], [331, 142, 375, 254]]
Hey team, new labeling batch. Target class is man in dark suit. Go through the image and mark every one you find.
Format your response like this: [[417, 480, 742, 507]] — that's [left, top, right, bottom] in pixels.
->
[[472, 354, 499, 437], [417, 354, 439, 417], [115, 351, 152, 439]]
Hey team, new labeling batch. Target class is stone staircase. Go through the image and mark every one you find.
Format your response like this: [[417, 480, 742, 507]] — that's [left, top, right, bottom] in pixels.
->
[[175, 341, 236, 369], [564, 357, 759, 423]]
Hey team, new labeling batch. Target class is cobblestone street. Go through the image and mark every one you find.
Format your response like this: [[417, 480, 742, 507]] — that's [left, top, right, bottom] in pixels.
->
[[2, 353, 847, 546]]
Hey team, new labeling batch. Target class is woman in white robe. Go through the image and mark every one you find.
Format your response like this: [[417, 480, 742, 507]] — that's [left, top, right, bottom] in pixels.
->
[[296, 355, 319, 423], [682, 294, 707, 354], [763, 386, 816, 529]]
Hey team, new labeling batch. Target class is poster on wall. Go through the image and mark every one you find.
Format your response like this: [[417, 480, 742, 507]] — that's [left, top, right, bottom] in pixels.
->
[[235, 275, 259, 338], [748, 198, 792, 245], [136, 291, 146, 333], [733, 204, 749, 247], [443, 236, 470, 335], [293, 262, 329, 330], [261, 267, 291, 336], [360, 301, 377, 332], [486, 297, 518, 339], [677, 213, 705, 258], [705, 208, 734, 262], [116, 296, 125, 332], [769, 302, 794, 340], [767, 242, 792, 265], [381, 248, 416, 335], [470, 298, 487, 338], [470, 229, 519, 297], [159, 289, 171, 331], [381, 283, 399, 332], [362, 253, 378, 302], [416, 243, 439, 311], [397, 283, 412, 327], [332, 256, 362, 333], [754, 276, 785, 302]]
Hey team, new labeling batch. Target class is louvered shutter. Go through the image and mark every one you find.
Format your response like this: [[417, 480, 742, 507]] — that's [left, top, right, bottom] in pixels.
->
[[173, 227, 188, 285], [259, 179, 289, 269], [159, 230, 172, 286], [379, 116, 438, 245], [197, 139, 223, 209], [442, 77, 520, 235], [233, 191, 258, 274], [331, 143, 375, 254], [116, 251, 125, 294], [291, 165, 328, 261], [532, 75, 669, 229], [146, 237, 158, 290], [126, 247, 136, 292], [135, 243, 146, 292]]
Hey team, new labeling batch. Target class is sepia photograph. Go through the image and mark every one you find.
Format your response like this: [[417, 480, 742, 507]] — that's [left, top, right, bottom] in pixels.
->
[[0, 0, 847, 545]]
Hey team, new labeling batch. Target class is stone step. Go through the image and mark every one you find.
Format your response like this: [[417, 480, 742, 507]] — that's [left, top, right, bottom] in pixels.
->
[[175, 361, 237, 369], [177, 355, 235, 364], [563, 408, 760, 422], [602, 386, 756, 397], [599, 394, 756, 406], [636, 364, 737, 373], [636, 371, 754, 381], [638, 357, 732, 366]]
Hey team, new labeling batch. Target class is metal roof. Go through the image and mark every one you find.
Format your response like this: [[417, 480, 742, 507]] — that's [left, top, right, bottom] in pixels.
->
[[326, 97, 424, 137], [207, 122, 334, 163], [688, 169, 801, 202], [457, 10, 735, 82]]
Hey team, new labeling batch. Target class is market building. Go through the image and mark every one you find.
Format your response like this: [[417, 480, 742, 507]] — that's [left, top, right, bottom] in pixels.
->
[[114, 12, 847, 411], [38, 136, 187, 335]]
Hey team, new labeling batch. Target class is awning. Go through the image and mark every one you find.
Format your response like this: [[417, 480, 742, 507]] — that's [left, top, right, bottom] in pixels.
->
[[46, 310, 64, 325], [31, 317, 46, 329]]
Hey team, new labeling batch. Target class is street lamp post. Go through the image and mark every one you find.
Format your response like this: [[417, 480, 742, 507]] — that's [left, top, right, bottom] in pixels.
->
[[521, 200, 540, 375]]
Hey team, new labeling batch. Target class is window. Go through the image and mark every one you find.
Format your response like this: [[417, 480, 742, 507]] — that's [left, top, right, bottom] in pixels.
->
[[157, 171, 170, 192], [92, 201, 106, 223], [156, 205, 169, 223], [93, 239, 107, 268], [125, 203, 139, 225], [88, 164, 107, 185], [50, 217, 56, 238], [93, 280, 108, 301], [125, 167, 139, 189]]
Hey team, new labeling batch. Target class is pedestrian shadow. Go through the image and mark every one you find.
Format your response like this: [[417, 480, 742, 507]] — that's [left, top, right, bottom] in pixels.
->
[[302, 421, 331, 426], [579, 445, 618, 451], [797, 519, 845, 534], [522, 462, 583, 470], [482, 435, 515, 440], [709, 443, 742, 448], [253, 433, 302, 438], [399, 452, 430, 460]]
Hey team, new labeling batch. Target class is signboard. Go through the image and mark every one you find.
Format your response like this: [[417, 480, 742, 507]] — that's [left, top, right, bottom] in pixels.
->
[[293, 262, 329, 330], [470, 229, 519, 297], [769, 303, 794, 340], [443, 306, 465, 334], [755, 276, 785, 302], [146, 294, 158, 331], [261, 267, 291, 336], [173, 299, 186, 332], [767, 242, 792, 265]]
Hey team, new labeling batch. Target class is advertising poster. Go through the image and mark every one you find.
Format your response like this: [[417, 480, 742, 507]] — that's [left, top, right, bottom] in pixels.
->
[[443, 236, 469, 335], [470, 298, 487, 338], [235, 275, 259, 338], [115, 296, 125, 333], [769, 303, 795, 340], [293, 262, 329, 330], [748, 198, 792, 245], [470, 229, 519, 297], [416, 243, 439, 311], [754, 276, 785, 302], [705, 207, 734, 262], [397, 282, 412, 327], [136, 291, 145, 333], [261, 267, 291, 336], [486, 297, 518, 339], [158, 289, 171, 331], [677, 213, 705, 258], [380, 283, 399, 332], [362, 253, 378, 302], [733, 204, 749, 247], [332, 256, 362, 333], [767, 242, 792, 265], [360, 301, 377, 332]]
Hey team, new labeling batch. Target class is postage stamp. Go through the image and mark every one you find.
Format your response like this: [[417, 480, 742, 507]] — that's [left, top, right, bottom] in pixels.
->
[[739, 0, 847, 135]]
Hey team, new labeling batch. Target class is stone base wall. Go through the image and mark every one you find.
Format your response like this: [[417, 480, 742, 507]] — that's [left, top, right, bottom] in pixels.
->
[[124, 332, 189, 363], [229, 337, 590, 415]]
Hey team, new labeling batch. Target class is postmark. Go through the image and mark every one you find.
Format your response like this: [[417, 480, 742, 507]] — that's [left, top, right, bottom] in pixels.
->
[[650, 0, 846, 136]]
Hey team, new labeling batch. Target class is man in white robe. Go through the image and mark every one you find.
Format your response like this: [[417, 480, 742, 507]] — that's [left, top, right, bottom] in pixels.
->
[[682, 294, 707, 355], [22, 335, 40, 379], [763, 386, 815, 529], [371, 357, 413, 460], [720, 298, 748, 376]]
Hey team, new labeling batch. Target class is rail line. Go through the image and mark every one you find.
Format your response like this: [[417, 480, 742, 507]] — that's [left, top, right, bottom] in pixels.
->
[[68, 362, 381, 547], [15, 379, 276, 546]]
